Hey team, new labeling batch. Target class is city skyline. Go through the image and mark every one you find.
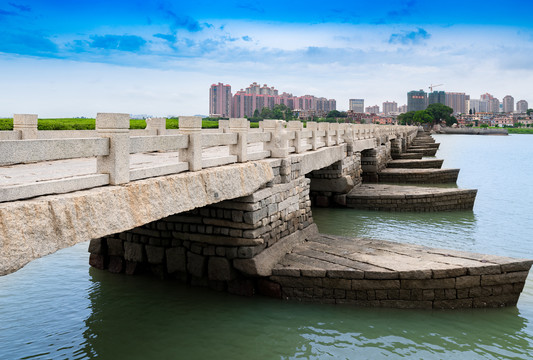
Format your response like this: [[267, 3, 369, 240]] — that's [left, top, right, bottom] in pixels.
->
[[210, 82, 336, 118], [360, 90, 528, 116], [0, 1, 532, 117]]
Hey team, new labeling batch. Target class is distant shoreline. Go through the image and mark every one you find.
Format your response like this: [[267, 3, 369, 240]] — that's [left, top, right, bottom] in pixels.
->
[[435, 127, 509, 135]]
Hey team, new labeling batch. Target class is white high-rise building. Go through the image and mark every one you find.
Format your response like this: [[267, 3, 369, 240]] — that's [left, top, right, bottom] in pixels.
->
[[382, 101, 398, 115], [503, 95, 514, 113], [349, 99, 364, 113], [445, 92, 467, 114], [517, 100, 528, 113]]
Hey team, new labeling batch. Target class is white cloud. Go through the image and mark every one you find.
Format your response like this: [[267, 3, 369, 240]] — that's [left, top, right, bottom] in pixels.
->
[[1, 23, 532, 117]]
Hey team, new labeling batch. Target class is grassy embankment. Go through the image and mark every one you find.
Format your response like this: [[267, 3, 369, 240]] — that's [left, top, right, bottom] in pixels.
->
[[0, 118, 260, 130], [469, 126, 533, 134], [507, 128, 533, 134]]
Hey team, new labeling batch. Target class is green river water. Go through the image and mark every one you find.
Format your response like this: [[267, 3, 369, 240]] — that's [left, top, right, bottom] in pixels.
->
[[1, 134, 532, 359]]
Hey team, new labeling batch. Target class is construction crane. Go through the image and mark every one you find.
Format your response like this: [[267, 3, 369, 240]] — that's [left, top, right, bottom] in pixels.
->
[[429, 84, 443, 92]]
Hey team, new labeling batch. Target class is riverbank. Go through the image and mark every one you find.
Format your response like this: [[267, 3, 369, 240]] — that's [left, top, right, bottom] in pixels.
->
[[435, 127, 508, 135], [508, 128, 533, 134]]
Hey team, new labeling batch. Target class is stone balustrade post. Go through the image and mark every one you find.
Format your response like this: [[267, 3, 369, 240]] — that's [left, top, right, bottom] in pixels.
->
[[179, 116, 203, 171], [229, 118, 249, 162], [13, 114, 38, 140], [263, 119, 289, 158], [319, 122, 334, 146], [287, 121, 304, 153], [353, 125, 360, 140], [306, 122, 318, 150], [96, 113, 130, 185], [145, 117, 166, 135], [219, 119, 229, 133], [341, 124, 355, 155], [330, 123, 340, 145]]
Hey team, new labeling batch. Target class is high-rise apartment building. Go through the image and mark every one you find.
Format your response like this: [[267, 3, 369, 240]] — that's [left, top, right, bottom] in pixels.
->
[[230, 82, 336, 118], [209, 83, 232, 117], [399, 104, 408, 113], [480, 93, 500, 113], [517, 100, 529, 113], [445, 92, 467, 114], [382, 101, 398, 115], [489, 98, 500, 113], [407, 90, 427, 112], [365, 105, 380, 114], [428, 91, 446, 106], [349, 99, 364, 113], [469, 99, 491, 113], [469, 99, 479, 113], [503, 95, 514, 113]]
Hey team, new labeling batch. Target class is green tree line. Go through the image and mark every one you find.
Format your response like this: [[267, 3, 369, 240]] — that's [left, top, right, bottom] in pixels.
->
[[248, 104, 296, 121], [398, 103, 457, 127]]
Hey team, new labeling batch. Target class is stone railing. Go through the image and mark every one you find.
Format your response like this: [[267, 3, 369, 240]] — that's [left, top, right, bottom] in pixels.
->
[[0, 113, 417, 203]]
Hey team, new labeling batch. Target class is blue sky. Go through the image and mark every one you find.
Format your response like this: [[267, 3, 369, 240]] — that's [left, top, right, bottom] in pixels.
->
[[1, 0, 532, 117]]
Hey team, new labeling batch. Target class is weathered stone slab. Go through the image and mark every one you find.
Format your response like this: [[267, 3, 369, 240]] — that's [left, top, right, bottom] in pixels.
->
[[145, 245, 165, 264], [481, 271, 529, 286], [124, 242, 144, 262], [166, 247, 186, 273], [401, 278, 456, 289], [208, 257, 236, 281]]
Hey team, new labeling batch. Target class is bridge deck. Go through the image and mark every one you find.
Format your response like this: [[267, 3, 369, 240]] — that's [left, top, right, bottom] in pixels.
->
[[270, 234, 532, 309]]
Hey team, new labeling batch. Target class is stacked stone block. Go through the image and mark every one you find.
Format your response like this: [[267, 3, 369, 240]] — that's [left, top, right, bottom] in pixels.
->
[[377, 168, 460, 184], [270, 262, 530, 309], [361, 143, 391, 182], [386, 159, 444, 169], [346, 187, 477, 212], [390, 138, 404, 158]]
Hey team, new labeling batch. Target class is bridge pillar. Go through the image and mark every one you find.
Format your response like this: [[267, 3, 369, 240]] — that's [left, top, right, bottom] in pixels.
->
[[179, 116, 202, 171], [229, 118, 248, 162], [96, 113, 130, 185], [306, 122, 319, 150], [263, 120, 289, 158]]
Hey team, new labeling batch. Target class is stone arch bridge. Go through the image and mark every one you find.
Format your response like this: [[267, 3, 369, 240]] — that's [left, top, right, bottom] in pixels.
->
[[0, 114, 415, 276], [3, 114, 530, 309]]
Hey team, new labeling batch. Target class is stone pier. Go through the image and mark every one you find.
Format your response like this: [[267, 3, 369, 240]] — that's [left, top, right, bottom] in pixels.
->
[[88, 157, 317, 294], [271, 235, 532, 309]]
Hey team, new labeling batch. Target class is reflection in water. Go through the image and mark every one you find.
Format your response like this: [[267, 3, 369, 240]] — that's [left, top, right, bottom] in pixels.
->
[[313, 208, 478, 251], [77, 263, 533, 359], [0, 242, 93, 360]]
